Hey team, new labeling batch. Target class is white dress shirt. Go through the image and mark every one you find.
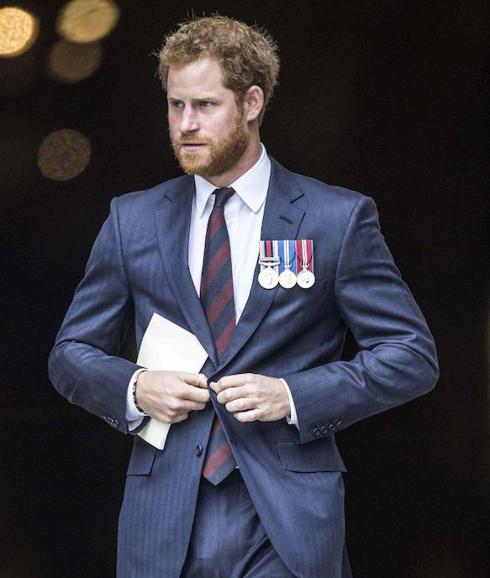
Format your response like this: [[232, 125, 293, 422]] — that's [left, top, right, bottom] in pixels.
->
[[126, 145, 298, 429]]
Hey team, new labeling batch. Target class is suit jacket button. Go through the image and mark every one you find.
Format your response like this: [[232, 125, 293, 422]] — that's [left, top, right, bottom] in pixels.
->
[[312, 426, 321, 437], [195, 444, 203, 456], [320, 425, 328, 435], [328, 423, 336, 433], [335, 419, 342, 428]]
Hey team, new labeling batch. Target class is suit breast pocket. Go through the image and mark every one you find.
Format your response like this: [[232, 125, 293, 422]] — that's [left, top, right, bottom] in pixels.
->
[[271, 276, 332, 311], [126, 436, 157, 476], [276, 440, 347, 473]]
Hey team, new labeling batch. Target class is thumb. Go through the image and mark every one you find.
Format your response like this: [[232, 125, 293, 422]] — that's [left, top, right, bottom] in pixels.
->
[[188, 373, 209, 388]]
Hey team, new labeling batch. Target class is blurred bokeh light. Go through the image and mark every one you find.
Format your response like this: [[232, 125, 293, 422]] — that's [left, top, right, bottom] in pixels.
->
[[38, 129, 92, 181], [0, 6, 39, 57], [48, 39, 103, 83], [56, 0, 120, 43]]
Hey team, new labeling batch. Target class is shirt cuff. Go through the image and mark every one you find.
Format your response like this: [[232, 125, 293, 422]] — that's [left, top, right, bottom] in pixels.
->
[[280, 378, 299, 429], [126, 368, 148, 431]]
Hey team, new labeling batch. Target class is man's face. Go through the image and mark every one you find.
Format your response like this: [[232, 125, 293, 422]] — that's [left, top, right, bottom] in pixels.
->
[[167, 58, 248, 179]]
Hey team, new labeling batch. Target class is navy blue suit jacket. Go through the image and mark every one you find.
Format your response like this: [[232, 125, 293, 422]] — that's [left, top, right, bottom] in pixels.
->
[[49, 157, 439, 578]]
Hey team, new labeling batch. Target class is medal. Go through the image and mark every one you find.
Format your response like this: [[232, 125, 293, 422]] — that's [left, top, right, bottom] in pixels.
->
[[258, 267, 279, 289], [258, 240, 280, 289], [279, 269, 297, 288], [295, 239, 315, 288], [259, 239, 315, 290], [297, 269, 315, 288], [279, 240, 297, 288]]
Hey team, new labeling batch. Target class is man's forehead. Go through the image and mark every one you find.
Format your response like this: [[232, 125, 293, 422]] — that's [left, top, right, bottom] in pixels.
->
[[167, 57, 225, 88]]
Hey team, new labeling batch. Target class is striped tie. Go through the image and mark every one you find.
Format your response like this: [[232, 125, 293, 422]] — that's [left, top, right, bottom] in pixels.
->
[[201, 187, 237, 485]]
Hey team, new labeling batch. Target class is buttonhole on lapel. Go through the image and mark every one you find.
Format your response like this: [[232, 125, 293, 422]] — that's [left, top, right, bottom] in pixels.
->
[[279, 215, 293, 224]]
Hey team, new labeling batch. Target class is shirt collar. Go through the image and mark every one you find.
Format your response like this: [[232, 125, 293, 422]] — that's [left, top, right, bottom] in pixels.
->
[[194, 144, 271, 218]]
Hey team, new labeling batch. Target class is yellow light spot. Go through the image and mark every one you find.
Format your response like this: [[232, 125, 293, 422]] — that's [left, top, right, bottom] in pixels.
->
[[57, 0, 120, 43], [38, 129, 92, 181], [0, 7, 38, 57], [48, 39, 103, 83]]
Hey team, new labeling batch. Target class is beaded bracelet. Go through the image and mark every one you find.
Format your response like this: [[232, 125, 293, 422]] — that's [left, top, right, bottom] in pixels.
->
[[132, 371, 146, 414]]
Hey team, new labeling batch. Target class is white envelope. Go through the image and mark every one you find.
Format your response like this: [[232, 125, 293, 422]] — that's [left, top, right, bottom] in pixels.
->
[[136, 313, 208, 449]]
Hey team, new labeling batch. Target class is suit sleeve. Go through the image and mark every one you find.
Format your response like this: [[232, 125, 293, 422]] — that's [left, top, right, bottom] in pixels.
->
[[48, 197, 142, 434], [284, 196, 439, 444]]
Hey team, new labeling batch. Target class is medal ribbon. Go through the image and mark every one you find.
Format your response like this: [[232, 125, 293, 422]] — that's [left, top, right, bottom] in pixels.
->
[[259, 240, 280, 272], [295, 239, 313, 273], [261, 240, 280, 262], [272, 240, 279, 264], [279, 240, 296, 273]]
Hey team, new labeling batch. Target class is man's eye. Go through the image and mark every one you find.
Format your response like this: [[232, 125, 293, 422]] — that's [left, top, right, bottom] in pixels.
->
[[171, 101, 184, 108], [199, 101, 214, 108]]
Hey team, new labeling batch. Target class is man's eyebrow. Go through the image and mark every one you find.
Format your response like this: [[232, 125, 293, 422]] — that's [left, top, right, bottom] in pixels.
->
[[167, 96, 221, 102]]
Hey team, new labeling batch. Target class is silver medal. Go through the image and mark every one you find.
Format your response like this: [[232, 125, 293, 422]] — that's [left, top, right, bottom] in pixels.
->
[[278, 240, 297, 289], [297, 269, 315, 288], [258, 267, 279, 289], [279, 268, 297, 289]]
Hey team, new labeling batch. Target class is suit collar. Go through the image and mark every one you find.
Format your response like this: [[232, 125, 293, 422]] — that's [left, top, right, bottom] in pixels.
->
[[155, 177, 219, 368], [154, 156, 306, 373], [216, 156, 306, 371], [193, 143, 270, 217]]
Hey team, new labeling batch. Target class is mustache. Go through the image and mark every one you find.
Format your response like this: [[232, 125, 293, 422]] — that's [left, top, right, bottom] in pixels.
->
[[174, 137, 211, 146]]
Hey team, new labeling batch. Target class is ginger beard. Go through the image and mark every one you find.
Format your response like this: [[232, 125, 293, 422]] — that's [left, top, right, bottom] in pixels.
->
[[170, 103, 248, 178]]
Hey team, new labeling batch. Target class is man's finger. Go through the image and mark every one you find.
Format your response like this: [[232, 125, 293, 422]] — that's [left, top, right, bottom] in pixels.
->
[[180, 383, 210, 403], [225, 397, 257, 414], [233, 409, 260, 423], [211, 373, 254, 393], [171, 413, 189, 423], [152, 410, 189, 423], [178, 400, 207, 412], [217, 385, 253, 404], [184, 373, 209, 388]]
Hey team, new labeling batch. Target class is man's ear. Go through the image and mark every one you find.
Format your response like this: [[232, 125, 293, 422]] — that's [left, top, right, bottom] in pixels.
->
[[243, 85, 264, 122]]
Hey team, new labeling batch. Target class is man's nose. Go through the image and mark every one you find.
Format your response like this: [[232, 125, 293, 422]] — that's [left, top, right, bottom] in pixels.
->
[[180, 107, 199, 133]]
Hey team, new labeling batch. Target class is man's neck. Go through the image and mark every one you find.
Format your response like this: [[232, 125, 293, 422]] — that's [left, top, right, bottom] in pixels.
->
[[205, 135, 262, 188]]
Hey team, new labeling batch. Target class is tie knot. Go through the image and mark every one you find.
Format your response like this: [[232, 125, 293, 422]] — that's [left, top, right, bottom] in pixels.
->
[[213, 187, 235, 208]]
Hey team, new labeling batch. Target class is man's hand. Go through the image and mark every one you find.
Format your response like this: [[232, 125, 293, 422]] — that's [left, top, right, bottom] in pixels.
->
[[211, 373, 290, 423], [135, 370, 209, 423]]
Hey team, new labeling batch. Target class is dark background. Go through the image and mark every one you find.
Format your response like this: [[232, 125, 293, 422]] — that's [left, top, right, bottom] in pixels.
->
[[1, 1, 488, 576]]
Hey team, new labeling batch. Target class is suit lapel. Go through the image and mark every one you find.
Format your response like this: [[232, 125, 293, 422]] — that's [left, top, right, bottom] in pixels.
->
[[154, 177, 218, 368], [218, 158, 306, 371]]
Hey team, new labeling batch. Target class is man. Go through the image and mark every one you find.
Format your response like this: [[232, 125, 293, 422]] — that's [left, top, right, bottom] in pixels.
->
[[49, 15, 439, 578]]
